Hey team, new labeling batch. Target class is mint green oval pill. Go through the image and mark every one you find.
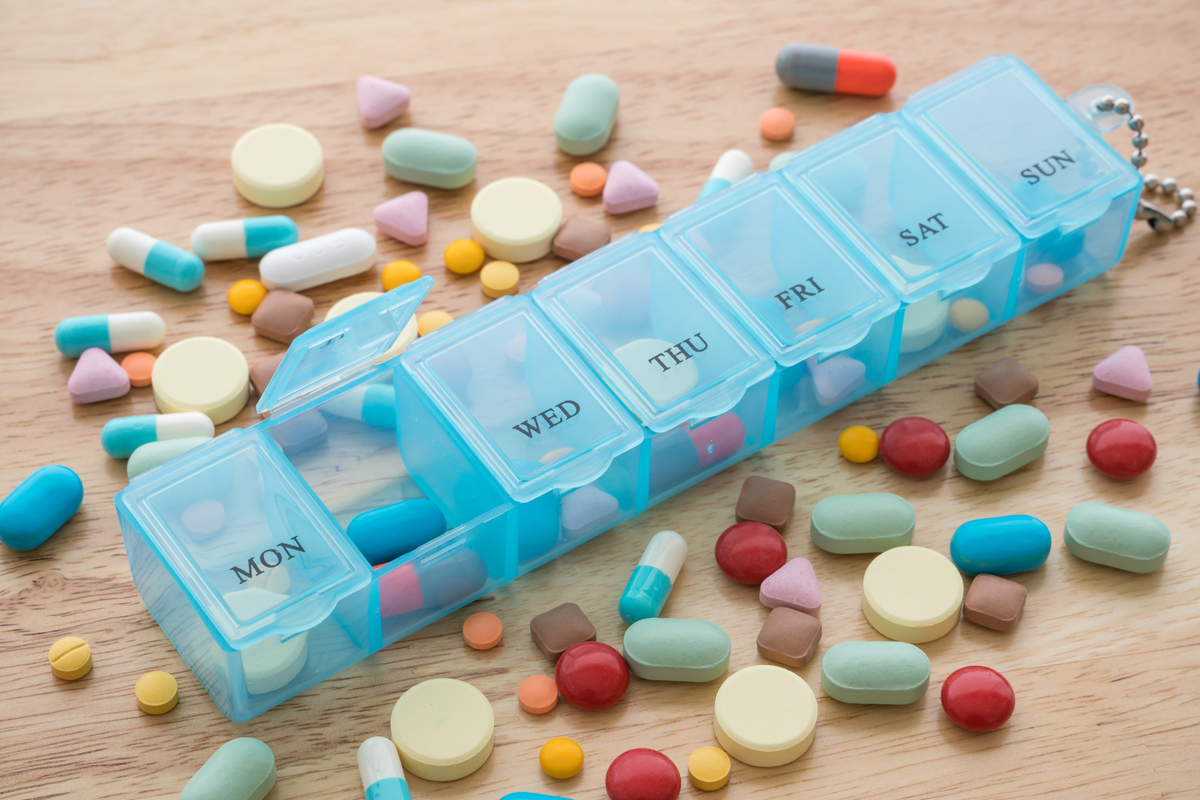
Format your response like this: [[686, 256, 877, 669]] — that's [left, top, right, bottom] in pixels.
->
[[1064, 501, 1170, 573], [622, 618, 731, 682], [554, 74, 619, 156], [810, 493, 915, 554], [820, 641, 930, 705], [953, 404, 1049, 481], [181, 738, 276, 800], [382, 128, 477, 189], [127, 436, 210, 479]]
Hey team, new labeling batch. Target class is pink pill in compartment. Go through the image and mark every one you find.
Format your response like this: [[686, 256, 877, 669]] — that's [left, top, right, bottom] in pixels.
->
[[1025, 263, 1064, 294]]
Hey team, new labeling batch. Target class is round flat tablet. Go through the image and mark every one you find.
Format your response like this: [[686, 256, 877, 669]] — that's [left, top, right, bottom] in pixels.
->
[[213, 588, 309, 695], [713, 665, 816, 767], [152, 337, 249, 424], [135, 670, 179, 715], [900, 294, 950, 353], [325, 291, 382, 321], [470, 178, 563, 263], [232, 123, 324, 208], [862, 546, 964, 643], [391, 678, 495, 781]]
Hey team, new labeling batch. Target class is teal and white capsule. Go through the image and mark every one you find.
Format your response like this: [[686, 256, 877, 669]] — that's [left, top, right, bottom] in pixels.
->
[[358, 737, 410, 800], [107, 227, 204, 292], [190, 216, 299, 261], [619, 530, 687, 623], [54, 311, 165, 357], [321, 384, 397, 429], [697, 150, 753, 200], [101, 412, 215, 458]]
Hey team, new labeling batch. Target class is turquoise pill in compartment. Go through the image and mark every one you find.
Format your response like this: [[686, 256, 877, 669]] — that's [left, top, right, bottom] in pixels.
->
[[382, 129, 477, 189], [809, 493, 915, 554], [554, 74, 619, 156], [622, 618, 731, 682], [820, 641, 930, 705], [953, 404, 1049, 481], [950, 514, 1051, 575], [1064, 501, 1170, 573], [0, 465, 84, 551], [346, 498, 447, 566]]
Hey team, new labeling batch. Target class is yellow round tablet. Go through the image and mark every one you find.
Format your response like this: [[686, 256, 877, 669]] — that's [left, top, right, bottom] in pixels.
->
[[480, 261, 519, 298], [539, 737, 584, 779], [325, 291, 382, 321], [135, 670, 179, 715], [382, 259, 422, 291], [470, 178, 563, 263], [390, 678, 495, 781], [444, 239, 485, 275], [232, 123, 324, 208], [688, 746, 731, 791], [228, 279, 269, 315], [152, 337, 250, 424], [862, 546, 964, 643], [418, 310, 454, 336], [48, 636, 92, 681], [838, 425, 880, 463], [713, 665, 816, 767]]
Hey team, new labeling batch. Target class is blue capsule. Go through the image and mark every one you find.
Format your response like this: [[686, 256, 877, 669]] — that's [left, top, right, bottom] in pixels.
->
[[101, 412, 215, 458], [0, 465, 84, 550], [347, 498, 447, 565], [191, 216, 299, 261], [950, 514, 1051, 575], [54, 311, 165, 357], [618, 530, 687, 623], [697, 150, 753, 201], [107, 228, 204, 292]]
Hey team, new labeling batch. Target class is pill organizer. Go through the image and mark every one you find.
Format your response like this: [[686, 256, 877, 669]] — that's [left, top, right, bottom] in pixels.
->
[[116, 54, 1142, 720]]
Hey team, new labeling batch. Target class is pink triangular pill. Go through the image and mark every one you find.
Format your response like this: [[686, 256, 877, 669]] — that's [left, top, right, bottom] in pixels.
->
[[68, 347, 131, 404], [603, 160, 659, 215], [357, 76, 412, 129], [760, 557, 822, 616], [374, 191, 429, 246], [1092, 345, 1152, 402], [811, 354, 866, 408]]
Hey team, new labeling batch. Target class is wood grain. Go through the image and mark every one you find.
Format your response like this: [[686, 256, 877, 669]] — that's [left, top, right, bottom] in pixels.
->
[[2, 2, 1199, 798]]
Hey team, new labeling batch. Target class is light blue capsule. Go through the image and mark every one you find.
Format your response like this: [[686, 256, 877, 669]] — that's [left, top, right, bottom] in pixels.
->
[[950, 514, 1052, 575], [698, 150, 753, 201], [346, 498, 447, 566], [107, 228, 204, 292], [101, 412, 215, 458], [191, 216, 299, 261], [618, 530, 687, 623], [322, 384, 397, 428], [54, 311, 165, 357], [0, 465, 84, 550]]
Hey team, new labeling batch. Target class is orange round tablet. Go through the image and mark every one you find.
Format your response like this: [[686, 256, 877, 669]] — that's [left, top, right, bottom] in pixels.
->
[[121, 352, 157, 387], [518, 674, 559, 714], [463, 611, 503, 650], [570, 163, 607, 198], [760, 107, 796, 142]]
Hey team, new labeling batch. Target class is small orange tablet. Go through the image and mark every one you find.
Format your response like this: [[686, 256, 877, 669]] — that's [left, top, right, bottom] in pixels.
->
[[121, 352, 156, 387], [463, 611, 503, 649], [760, 107, 796, 142], [518, 674, 559, 714], [570, 163, 607, 197]]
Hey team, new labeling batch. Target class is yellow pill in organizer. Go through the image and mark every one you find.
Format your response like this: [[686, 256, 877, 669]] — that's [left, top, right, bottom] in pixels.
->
[[481, 261, 519, 298], [688, 746, 731, 791], [714, 665, 816, 767], [48, 636, 93, 680], [470, 178, 564, 263], [382, 259, 422, 291], [231, 123, 324, 208], [228, 279, 269, 315], [539, 737, 584, 779], [862, 546, 964, 643], [838, 425, 880, 463], [152, 337, 250, 424], [390, 678, 494, 781], [418, 310, 454, 336], [135, 670, 179, 714]]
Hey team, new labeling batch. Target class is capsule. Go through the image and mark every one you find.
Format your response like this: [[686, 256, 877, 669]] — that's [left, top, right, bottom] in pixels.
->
[[950, 514, 1051, 575], [358, 737, 410, 800], [775, 43, 896, 97], [321, 384, 397, 428], [618, 530, 687, 623], [101, 412, 216, 458], [190, 216, 299, 261], [0, 465, 84, 551], [259, 228, 377, 292], [54, 311, 165, 357], [697, 149, 754, 201], [106, 227, 204, 292]]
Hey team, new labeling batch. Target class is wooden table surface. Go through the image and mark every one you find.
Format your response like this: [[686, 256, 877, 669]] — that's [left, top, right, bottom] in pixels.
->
[[2, 2, 1198, 798]]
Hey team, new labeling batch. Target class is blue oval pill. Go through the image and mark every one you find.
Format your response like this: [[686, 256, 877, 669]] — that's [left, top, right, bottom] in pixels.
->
[[347, 498, 447, 566], [950, 514, 1051, 575], [0, 465, 84, 550]]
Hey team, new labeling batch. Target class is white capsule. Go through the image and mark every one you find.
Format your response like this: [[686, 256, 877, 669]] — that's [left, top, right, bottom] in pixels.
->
[[358, 737, 409, 800], [698, 150, 754, 200], [191, 216, 300, 261], [106, 227, 204, 292], [54, 311, 165, 357], [259, 228, 377, 292], [101, 411, 216, 458], [619, 530, 688, 623]]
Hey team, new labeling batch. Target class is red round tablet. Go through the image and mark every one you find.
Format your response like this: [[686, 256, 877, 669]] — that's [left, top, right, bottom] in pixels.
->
[[879, 416, 951, 477], [714, 521, 787, 585], [555, 641, 630, 710], [1086, 418, 1156, 480], [941, 665, 1015, 732], [606, 748, 681, 800]]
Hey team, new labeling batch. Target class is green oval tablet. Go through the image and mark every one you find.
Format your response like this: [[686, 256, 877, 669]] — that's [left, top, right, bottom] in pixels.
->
[[1064, 501, 1170, 573], [820, 641, 930, 705], [810, 493, 915, 554], [622, 618, 731, 682], [382, 128, 477, 189], [127, 436, 211, 479], [953, 404, 1049, 481], [181, 738, 276, 800], [554, 74, 619, 156]]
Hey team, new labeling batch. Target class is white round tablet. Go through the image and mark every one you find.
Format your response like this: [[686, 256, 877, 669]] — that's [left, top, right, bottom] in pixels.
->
[[470, 177, 563, 263], [391, 678, 495, 781], [232, 123, 324, 208], [212, 588, 308, 695], [713, 665, 817, 767], [152, 337, 250, 424]]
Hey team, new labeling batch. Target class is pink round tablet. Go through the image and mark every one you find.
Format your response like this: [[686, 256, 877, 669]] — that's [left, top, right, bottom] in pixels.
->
[[1025, 263, 1064, 295]]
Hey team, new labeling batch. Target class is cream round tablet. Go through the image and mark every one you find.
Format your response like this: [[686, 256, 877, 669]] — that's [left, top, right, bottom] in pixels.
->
[[470, 178, 563, 263], [325, 291, 382, 321], [900, 294, 950, 353], [713, 665, 816, 767], [232, 123, 324, 208], [322, 291, 417, 363], [612, 337, 699, 405], [862, 546, 964, 643], [152, 337, 250, 424], [391, 678, 495, 781]]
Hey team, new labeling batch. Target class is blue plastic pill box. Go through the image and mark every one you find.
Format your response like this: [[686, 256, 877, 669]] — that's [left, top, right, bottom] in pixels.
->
[[115, 54, 1141, 721]]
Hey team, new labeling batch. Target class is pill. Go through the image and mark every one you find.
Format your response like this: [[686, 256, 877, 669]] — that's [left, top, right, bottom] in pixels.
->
[[463, 611, 503, 650], [382, 259, 422, 291], [326, 291, 382, 321], [687, 747, 730, 791], [480, 261, 520, 299], [374, 191, 429, 247], [382, 128, 477, 190], [153, 337, 249, 423], [810, 492, 915, 554], [837, 425, 880, 463], [820, 641, 930, 705], [775, 43, 896, 97], [862, 546, 963, 643], [0, 465, 83, 550], [760, 107, 796, 141], [614, 337, 699, 403], [444, 239, 486, 275], [540, 737, 584, 779], [471, 177, 564, 262], [604, 160, 659, 215], [182, 499, 225, 540], [713, 665, 817, 767], [358, 75, 411, 129], [735, 475, 795, 530], [1025, 262, 1064, 294], [648, 412, 746, 497], [48, 636, 92, 680], [68, 347, 130, 403], [322, 383, 401, 428], [552, 217, 612, 261], [390, 678, 495, 781], [135, 670, 178, 714], [941, 666, 1015, 732], [233, 123, 324, 208], [879, 416, 950, 477], [962, 574, 1026, 632], [768, 151, 798, 171], [191, 216, 299, 262], [953, 404, 1050, 482], [180, 738, 276, 800], [618, 530, 687, 623], [107, 228, 205, 292], [810, 354, 866, 407], [266, 408, 328, 455], [55, 311, 165, 357], [358, 736, 410, 800], [224, 280, 267, 317], [698, 149, 754, 200], [249, 352, 285, 396], [948, 298, 990, 333], [606, 749, 680, 800], [974, 357, 1038, 409], [900, 294, 950, 353], [715, 521, 787, 585], [517, 675, 558, 714], [127, 437, 210, 479], [252, 289, 315, 344], [570, 162, 607, 197], [121, 352, 156, 387], [211, 588, 309, 693], [759, 557, 821, 615], [555, 74, 619, 156], [345, 498, 446, 565], [530, 602, 597, 661], [1086, 418, 1156, 479], [101, 411, 215, 459], [1064, 501, 1170, 573], [1092, 345, 1152, 401], [555, 641, 629, 710], [623, 618, 731, 682], [951, 515, 1051, 575], [259, 228, 376, 292], [756, 606, 822, 667], [638, 223, 661, 233], [417, 310, 454, 335]]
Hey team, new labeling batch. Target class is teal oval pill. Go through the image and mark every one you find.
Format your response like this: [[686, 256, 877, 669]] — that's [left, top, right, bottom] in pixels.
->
[[127, 437, 211, 479], [950, 515, 1051, 575], [346, 498, 447, 566], [809, 493, 915, 554], [1064, 501, 1170, 573], [820, 641, 930, 705], [554, 74, 619, 156], [0, 465, 84, 551], [181, 738, 276, 800], [953, 404, 1049, 481], [381, 128, 477, 189], [622, 618, 731, 682]]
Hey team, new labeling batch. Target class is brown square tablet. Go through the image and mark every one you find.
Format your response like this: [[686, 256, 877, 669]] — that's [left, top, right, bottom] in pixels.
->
[[529, 602, 596, 661], [974, 358, 1039, 409], [963, 573, 1026, 632], [552, 218, 612, 261], [250, 351, 286, 396], [757, 606, 821, 667], [252, 290, 315, 344], [735, 475, 796, 529]]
